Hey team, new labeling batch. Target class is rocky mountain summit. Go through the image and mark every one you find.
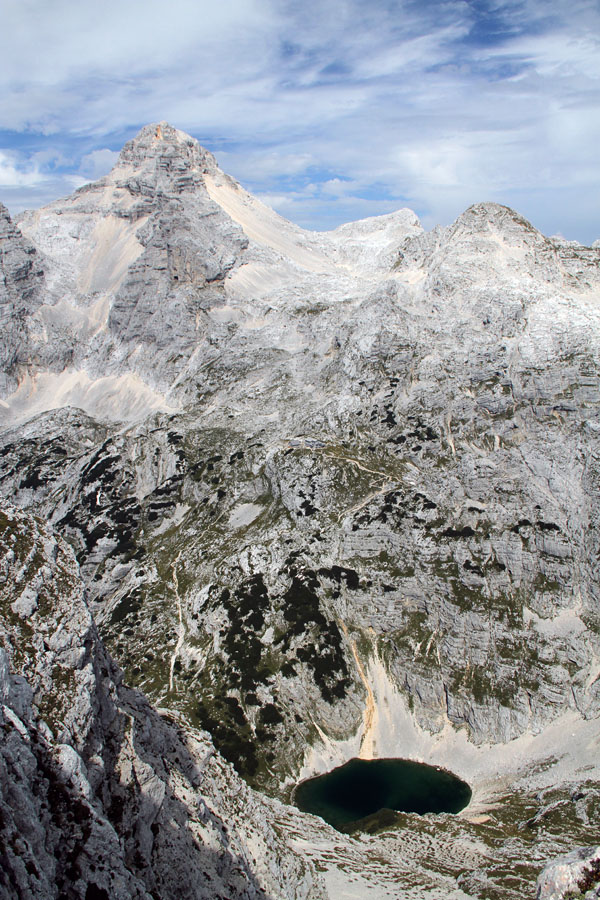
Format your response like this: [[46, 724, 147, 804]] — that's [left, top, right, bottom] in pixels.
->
[[1, 122, 600, 899]]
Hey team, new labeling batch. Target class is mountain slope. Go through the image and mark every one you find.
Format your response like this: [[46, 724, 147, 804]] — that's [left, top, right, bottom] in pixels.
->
[[0, 506, 322, 899], [1, 122, 600, 899]]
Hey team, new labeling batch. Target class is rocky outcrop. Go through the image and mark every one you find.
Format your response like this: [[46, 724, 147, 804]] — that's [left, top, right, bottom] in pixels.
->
[[0, 506, 321, 899], [537, 846, 600, 899], [103, 124, 250, 388], [0, 203, 44, 394]]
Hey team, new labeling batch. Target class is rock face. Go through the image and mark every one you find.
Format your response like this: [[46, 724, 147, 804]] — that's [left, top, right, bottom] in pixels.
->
[[537, 846, 600, 899], [1, 122, 600, 899], [0, 202, 44, 394], [0, 506, 320, 899], [9, 124, 248, 406]]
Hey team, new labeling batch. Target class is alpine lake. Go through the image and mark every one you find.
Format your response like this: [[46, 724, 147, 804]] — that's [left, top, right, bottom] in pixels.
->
[[294, 757, 472, 833]]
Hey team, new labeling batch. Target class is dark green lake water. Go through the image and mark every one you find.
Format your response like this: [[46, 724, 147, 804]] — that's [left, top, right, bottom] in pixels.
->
[[294, 757, 471, 831]]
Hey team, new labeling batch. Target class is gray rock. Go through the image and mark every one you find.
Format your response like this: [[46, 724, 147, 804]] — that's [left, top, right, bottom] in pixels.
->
[[0, 202, 44, 394], [537, 845, 600, 899], [0, 506, 323, 899]]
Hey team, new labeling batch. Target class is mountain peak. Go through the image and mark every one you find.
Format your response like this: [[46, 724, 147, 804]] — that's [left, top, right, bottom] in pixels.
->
[[454, 201, 542, 238], [114, 121, 220, 190]]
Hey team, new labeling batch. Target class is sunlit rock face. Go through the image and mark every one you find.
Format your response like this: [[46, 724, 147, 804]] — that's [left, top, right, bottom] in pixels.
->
[[1, 123, 600, 899]]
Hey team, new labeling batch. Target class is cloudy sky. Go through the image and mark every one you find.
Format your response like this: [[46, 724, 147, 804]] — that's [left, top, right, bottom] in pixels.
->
[[1, 0, 599, 242]]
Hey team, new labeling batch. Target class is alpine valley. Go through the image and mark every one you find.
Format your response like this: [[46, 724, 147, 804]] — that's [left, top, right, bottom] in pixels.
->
[[1, 122, 600, 900]]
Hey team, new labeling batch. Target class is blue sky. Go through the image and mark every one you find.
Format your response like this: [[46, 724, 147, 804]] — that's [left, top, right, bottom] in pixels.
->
[[1, 0, 599, 242]]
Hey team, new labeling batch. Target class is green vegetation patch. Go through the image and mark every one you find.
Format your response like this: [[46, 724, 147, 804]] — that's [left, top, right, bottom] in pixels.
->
[[277, 558, 352, 703], [194, 693, 260, 778], [218, 575, 273, 689]]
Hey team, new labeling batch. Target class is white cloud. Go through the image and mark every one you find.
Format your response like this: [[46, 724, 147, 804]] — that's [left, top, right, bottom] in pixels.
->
[[0, 0, 276, 85], [0, 0, 599, 241], [0, 151, 46, 188], [79, 149, 120, 180], [254, 191, 302, 210]]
